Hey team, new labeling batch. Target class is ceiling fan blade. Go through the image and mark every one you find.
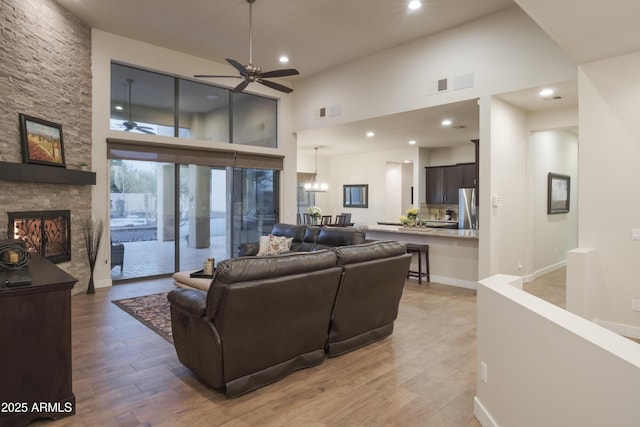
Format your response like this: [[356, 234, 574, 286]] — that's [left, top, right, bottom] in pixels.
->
[[257, 79, 293, 94], [137, 127, 156, 135], [258, 68, 300, 78], [194, 74, 242, 79], [226, 58, 248, 76], [233, 80, 250, 93]]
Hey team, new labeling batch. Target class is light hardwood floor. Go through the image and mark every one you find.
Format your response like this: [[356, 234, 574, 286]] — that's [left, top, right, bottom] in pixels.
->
[[32, 270, 565, 427]]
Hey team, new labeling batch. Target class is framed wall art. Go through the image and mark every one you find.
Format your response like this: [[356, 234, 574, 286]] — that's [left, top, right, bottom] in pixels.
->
[[19, 113, 66, 167], [547, 172, 570, 214], [343, 184, 368, 208]]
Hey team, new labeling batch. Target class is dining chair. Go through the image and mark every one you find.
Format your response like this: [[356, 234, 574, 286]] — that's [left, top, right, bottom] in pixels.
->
[[303, 213, 312, 224], [297, 213, 302, 225], [335, 214, 348, 226], [341, 212, 352, 224], [321, 215, 332, 225]]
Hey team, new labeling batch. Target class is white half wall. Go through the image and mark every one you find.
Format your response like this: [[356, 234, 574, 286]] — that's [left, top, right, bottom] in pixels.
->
[[476, 274, 640, 427]]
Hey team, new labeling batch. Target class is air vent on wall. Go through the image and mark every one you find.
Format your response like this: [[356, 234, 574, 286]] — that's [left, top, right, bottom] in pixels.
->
[[437, 78, 448, 92]]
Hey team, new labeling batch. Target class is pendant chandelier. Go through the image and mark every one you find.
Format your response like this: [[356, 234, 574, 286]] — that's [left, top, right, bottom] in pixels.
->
[[305, 147, 328, 192]]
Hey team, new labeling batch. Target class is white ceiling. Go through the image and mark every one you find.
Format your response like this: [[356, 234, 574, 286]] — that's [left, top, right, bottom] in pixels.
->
[[54, 0, 640, 155], [54, 0, 515, 79]]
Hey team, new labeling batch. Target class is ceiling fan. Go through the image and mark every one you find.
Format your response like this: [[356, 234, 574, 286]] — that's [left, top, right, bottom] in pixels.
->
[[117, 78, 155, 134], [194, 0, 299, 94]]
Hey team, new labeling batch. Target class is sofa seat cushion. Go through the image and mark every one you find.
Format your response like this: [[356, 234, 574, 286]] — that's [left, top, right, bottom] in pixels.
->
[[173, 270, 213, 291]]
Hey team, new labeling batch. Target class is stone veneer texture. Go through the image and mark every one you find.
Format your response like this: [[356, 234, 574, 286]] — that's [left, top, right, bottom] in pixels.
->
[[0, 0, 93, 294]]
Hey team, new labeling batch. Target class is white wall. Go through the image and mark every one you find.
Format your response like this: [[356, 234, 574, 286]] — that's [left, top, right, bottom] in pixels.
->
[[475, 275, 640, 427], [427, 144, 476, 166], [293, 6, 576, 133], [528, 129, 578, 276], [91, 30, 297, 288], [480, 97, 528, 279], [573, 51, 640, 336]]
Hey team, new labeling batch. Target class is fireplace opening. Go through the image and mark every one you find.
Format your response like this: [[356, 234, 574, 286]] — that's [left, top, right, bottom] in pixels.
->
[[8, 210, 71, 264]]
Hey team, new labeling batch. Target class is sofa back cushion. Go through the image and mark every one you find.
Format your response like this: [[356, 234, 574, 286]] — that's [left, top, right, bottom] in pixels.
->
[[328, 241, 411, 351], [314, 227, 366, 250], [206, 250, 339, 319], [333, 240, 406, 265], [271, 223, 306, 251], [204, 250, 342, 382]]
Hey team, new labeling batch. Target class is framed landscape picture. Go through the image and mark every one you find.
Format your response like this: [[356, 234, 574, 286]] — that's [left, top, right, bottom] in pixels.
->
[[19, 113, 66, 167], [547, 172, 570, 214]]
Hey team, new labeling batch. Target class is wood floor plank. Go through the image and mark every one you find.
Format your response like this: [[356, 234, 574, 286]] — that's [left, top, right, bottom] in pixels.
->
[[27, 272, 564, 426]]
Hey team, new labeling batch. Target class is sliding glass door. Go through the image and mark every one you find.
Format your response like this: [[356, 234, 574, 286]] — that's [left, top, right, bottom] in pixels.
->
[[110, 159, 175, 279], [110, 159, 278, 281], [178, 165, 228, 272]]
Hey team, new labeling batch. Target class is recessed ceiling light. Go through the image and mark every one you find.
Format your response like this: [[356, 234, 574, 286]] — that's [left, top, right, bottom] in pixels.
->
[[279, 56, 289, 64], [441, 119, 452, 126], [408, 140, 417, 145], [366, 131, 375, 138], [408, 1, 422, 11], [114, 105, 123, 111], [539, 88, 555, 97], [404, 160, 412, 163]]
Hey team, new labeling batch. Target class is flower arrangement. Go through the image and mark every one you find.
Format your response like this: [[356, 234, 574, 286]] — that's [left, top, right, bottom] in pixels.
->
[[405, 208, 419, 220], [307, 205, 322, 218]]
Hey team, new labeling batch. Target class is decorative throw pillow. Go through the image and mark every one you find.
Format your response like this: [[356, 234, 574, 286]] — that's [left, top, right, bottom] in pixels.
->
[[263, 235, 293, 256], [257, 235, 271, 256]]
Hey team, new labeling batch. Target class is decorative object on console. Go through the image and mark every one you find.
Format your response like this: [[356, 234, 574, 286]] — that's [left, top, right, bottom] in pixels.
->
[[19, 113, 66, 167], [81, 218, 104, 294], [547, 172, 570, 214], [0, 241, 32, 286], [194, 0, 299, 94]]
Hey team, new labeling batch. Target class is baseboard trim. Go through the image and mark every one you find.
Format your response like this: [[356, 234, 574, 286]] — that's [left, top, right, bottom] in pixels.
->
[[524, 260, 566, 283], [594, 319, 640, 340], [423, 274, 477, 290], [474, 396, 498, 427]]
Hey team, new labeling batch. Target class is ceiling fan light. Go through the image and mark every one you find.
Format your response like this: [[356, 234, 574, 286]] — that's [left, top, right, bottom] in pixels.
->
[[279, 55, 289, 63]]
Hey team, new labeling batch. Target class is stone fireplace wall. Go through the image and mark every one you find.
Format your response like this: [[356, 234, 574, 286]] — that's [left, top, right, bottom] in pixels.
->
[[0, 0, 92, 294]]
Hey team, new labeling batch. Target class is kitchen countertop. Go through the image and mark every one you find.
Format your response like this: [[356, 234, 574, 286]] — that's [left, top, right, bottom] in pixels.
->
[[366, 224, 479, 239]]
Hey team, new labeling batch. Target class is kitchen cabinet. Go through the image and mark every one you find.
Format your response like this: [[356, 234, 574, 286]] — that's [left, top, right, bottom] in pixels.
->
[[425, 163, 476, 205], [460, 163, 476, 188]]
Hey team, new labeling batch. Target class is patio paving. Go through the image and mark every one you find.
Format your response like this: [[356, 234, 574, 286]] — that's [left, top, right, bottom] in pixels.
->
[[110, 235, 229, 281]]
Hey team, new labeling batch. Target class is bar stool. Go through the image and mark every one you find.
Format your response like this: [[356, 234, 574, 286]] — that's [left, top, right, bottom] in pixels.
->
[[405, 243, 430, 284]]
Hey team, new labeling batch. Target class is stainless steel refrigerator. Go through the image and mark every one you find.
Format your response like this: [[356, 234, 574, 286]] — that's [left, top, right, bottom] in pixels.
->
[[458, 188, 477, 229]]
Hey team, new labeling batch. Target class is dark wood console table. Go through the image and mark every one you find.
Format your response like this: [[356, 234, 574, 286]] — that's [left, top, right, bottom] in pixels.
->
[[0, 254, 77, 427]]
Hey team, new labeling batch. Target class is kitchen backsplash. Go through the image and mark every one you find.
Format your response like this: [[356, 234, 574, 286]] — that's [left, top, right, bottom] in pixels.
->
[[419, 202, 458, 221]]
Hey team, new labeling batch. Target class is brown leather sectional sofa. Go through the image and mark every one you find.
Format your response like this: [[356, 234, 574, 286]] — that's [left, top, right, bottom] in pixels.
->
[[237, 223, 367, 256], [167, 240, 411, 397]]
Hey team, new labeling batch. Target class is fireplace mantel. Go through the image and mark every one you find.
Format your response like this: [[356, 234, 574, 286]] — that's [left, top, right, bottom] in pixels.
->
[[0, 161, 95, 185]]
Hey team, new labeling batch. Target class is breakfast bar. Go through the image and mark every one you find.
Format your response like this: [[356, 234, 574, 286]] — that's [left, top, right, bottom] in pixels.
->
[[365, 224, 479, 289]]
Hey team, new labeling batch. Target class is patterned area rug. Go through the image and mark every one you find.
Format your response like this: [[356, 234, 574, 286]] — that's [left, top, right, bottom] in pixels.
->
[[112, 292, 173, 343]]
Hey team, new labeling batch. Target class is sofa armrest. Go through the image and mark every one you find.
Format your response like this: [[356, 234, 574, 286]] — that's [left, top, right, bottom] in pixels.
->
[[167, 288, 207, 317], [238, 242, 260, 257]]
